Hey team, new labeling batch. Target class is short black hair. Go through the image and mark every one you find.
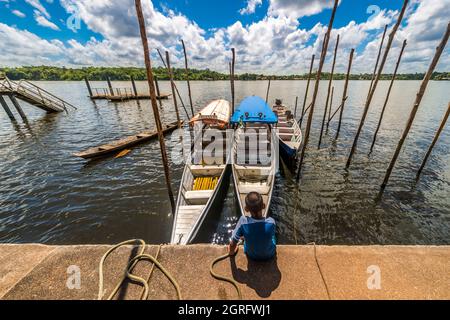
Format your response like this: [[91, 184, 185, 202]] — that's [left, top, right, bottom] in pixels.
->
[[245, 192, 264, 215]]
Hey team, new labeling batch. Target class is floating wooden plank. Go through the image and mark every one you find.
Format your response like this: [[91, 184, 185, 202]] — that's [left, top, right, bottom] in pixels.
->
[[73, 121, 182, 159]]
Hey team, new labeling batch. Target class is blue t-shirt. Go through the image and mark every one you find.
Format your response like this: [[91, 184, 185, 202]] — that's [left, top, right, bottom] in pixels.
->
[[232, 216, 276, 261]]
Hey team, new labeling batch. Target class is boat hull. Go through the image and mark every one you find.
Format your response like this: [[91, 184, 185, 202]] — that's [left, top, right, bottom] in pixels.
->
[[279, 139, 299, 168], [172, 164, 231, 244], [74, 121, 181, 159]]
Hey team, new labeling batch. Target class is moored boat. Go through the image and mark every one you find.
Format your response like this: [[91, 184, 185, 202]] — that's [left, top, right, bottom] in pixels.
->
[[171, 99, 232, 245], [272, 100, 303, 167], [73, 121, 181, 159], [230, 96, 278, 218]]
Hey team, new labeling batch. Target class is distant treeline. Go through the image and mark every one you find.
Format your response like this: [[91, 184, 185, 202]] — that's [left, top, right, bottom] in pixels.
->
[[1, 66, 449, 81]]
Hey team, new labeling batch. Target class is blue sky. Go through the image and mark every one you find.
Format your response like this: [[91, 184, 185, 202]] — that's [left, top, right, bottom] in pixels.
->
[[0, 0, 448, 73]]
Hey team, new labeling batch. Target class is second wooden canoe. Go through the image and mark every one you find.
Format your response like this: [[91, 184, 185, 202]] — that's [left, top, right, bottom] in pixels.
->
[[73, 121, 182, 159]]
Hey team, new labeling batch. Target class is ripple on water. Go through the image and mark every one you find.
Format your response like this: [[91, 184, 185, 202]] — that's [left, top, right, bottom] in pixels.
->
[[0, 80, 449, 245]]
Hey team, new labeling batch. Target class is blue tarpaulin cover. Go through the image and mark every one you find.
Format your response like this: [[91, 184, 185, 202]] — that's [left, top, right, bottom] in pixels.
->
[[230, 96, 278, 124]]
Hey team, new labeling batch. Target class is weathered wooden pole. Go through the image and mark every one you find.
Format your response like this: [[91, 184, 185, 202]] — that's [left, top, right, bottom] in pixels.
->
[[326, 86, 334, 132], [130, 76, 138, 96], [9, 95, 27, 122], [318, 34, 340, 149], [416, 102, 450, 180], [106, 76, 115, 96], [346, 0, 409, 169], [367, 25, 388, 97], [84, 77, 93, 98], [135, 0, 176, 214], [335, 48, 354, 140], [299, 54, 315, 126], [154, 76, 162, 106], [156, 48, 188, 115], [165, 51, 181, 128], [369, 39, 407, 154], [296, 0, 339, 181], [293, 96, 299, 118], [0, 96, 16, 121], [181, 39, 195, 117], [265, 78, 271, 104], [380, 23, 449, 194], [231, 48, 236, 115]]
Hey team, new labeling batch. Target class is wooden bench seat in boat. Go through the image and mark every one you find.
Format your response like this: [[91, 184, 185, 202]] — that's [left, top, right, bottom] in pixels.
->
[[192, 152, 227, 165], [277, 122, 293, 128], [234, 165, 272, 177], [184, 190, 214, 205], [279, 133, 294, 141], [278, 127, 294, 133], [190, 165, 226, 176], [238, 183, 270, 195]]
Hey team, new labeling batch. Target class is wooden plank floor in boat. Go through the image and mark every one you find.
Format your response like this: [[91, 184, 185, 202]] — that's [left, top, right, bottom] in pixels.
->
[[174, 205, 205, 244]]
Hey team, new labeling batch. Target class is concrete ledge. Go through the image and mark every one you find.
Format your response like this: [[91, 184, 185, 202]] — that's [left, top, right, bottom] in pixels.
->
[[0, 244, 449, 300]]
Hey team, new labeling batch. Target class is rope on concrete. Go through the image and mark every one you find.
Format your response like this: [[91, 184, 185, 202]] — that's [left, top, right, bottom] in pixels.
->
[[307, 242, 331, 299], [98, 239, 181, 300], [210, 247, 242, 300]]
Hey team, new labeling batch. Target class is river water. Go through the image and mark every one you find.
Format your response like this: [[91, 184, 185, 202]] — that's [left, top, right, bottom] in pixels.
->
[[0, 80, 449, 245]]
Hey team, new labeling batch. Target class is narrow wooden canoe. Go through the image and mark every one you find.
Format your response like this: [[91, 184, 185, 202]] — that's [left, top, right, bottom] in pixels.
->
[[172, 100, 232, 245], [232, 125, 277, 218], [273, 105, 303, 167], [171, 163, 231, 245], [73, 121, 182, 159], [230, 96, 278, 218]]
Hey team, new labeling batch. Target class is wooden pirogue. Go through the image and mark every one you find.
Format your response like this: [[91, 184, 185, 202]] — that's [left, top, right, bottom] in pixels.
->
[[230, 96, 278, 218], [73, 121, 181, 159], [273, 101, 303, 167], [171, 99, 232, 245]]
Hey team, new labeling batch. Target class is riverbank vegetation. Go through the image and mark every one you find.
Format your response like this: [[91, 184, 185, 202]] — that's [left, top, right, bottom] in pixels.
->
[[1, 66, 448, 81]]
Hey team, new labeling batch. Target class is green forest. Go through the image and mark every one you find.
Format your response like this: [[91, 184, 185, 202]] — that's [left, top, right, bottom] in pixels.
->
[[0, 66, 449, 81]]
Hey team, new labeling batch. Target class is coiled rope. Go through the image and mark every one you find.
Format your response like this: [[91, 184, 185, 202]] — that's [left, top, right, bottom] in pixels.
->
[[98, 239, 181, 300]]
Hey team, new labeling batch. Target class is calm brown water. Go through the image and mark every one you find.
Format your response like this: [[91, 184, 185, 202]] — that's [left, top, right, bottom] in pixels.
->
[[0, 80, 449, 245]]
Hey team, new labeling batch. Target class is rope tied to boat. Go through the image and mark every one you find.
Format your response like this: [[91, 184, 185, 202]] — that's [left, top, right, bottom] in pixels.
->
[[98, 239, 181, 300]]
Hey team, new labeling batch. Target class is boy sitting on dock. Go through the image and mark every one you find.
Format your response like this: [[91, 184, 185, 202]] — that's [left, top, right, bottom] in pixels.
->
[[228, 192, 276, 261]]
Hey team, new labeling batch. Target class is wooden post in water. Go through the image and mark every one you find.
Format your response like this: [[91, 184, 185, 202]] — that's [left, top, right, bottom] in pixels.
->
[[0, 96, 16, 121], [130, 76, 138, 96], [416, 102, 450, 180], [231, 48, 236, 115], [346, 0, 409, 169], [333, 49, 354, 140], [154, 76, 162, 106], [294, 96, 299, 118], [300, 54, 315, 126], [380, 23, 449, 194], [181, 39, 194, 117], [265, 78, 271, 104], [326, 86, 334, 132], [135, 0, 176, 214], [318, 35, 340, 149], [369, 39, 407, 154], [165, 51, 181, 128], [9, 95, 27, 122], [367, 25, 388, 97], [84, 77, 93, 98], [296, 0, 339, 181], [106, 77, 115, 96], [156, 48, 188, 116]]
